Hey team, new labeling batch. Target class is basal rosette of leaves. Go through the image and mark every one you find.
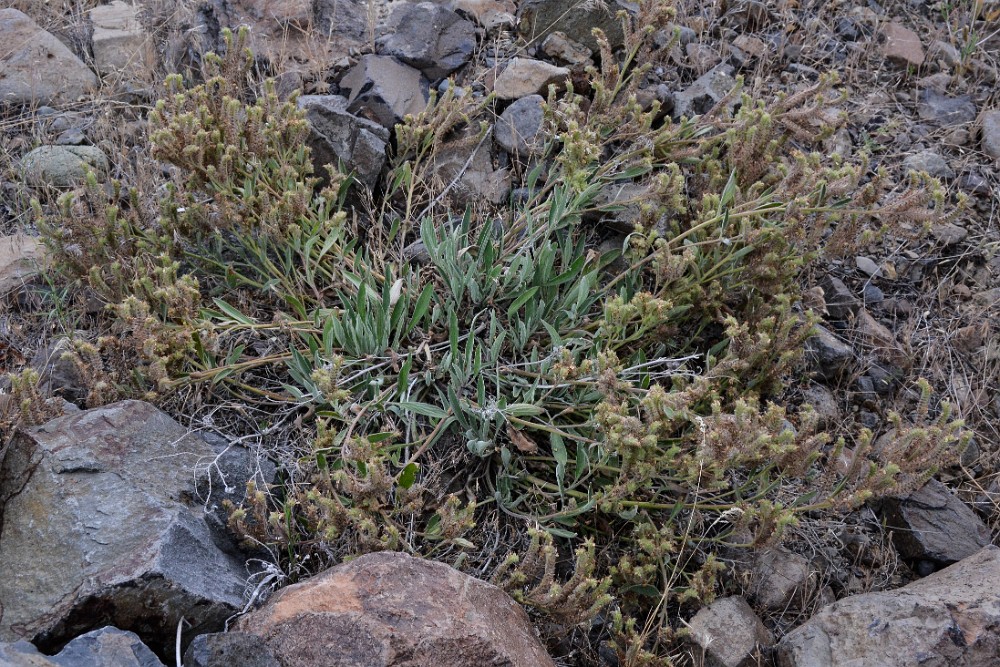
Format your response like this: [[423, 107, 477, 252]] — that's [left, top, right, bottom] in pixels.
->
[[30, 11, 967, 664]]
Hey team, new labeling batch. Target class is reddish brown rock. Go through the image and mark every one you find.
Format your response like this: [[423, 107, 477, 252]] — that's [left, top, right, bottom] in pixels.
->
[[883, 22, 925, 67], [237, 551, 555, 667]]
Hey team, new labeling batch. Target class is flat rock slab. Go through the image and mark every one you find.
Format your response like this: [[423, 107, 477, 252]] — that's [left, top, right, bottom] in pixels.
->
[[237, 551, 556, 667], [777, 546, 1000, 667], [0, 401, 250, 656], [0, 9, 98, 106], [0, 627, 164, 667]]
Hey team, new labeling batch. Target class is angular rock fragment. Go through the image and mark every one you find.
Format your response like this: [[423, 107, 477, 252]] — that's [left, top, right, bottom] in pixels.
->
[[805, 325, 854, 380], [673, 65, 737, 119], [495, 94, 546, 157], [777, 546, 1000, 667], [0, 627, 165, 667], [882, 22, 924, 67], [89, 1, 155, 77], [517, 0, 633, 51], [298, 95, 390, 190], [339, 55, 429, 130], [183, 631, 280, 667], [236, 551, 556, 667], [379, 2, 477, 80], [0, 401, 252, 656], [493, 57, 569, 99], [879, 479, 990, 568], [686, 596, 773, 667]]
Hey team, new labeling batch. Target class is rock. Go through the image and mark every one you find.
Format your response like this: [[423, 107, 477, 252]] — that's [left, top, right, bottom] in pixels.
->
[[29, 338, 89, 405], [183, 632, 280, 667], [819, 275, 859, 320], [806, 325, 854, 380], [686, 43, 722, 72], [493, 58, 569, 100], [19, 146, 109, 188], [541, 31, 593, 65], [800, 384, 840, 429], [402, 240, 431, 264], [339, 55, 429, 130], [517, 0, 633, 51], [449, 0, 516, 30], [882, 22, 924, 67], [854, 256, 881, 277], [236, 551, 556, 667], [931, 222, 968, 245], [89, 1, 154, 77], [240, 0, 312, 27], [686, 596, 773, 667], [903, 149, 955, 178], [0, 234, 41, 295], [298, 95, 390, 190], [732, 34, 768, 58], [930, 39, 961, 67], [980, 109, 1000, 161], [432, 128, 511, 205], [0, 401, 251, 656], [0, 627, 164, 667], [54, 128, 87, 146], [862, 283, 884, 307], [856, 308, 899, 360], [958, 170, 990, 196], [776, 546, 1000, 667], [674, 65, 737, 119], [751, 547, 816, 611], [495, 94, 546, 157], [879, 479, 990, 568], [378, 3, 477, 81], [917, 89, 977, 126], [0, 9, 98, 106]]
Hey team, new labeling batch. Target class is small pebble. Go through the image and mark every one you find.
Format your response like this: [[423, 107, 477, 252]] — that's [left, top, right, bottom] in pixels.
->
[[855, 256, 881, 277]]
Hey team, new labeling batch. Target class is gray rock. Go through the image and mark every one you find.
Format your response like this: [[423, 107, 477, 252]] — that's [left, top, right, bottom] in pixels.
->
[[495, 94, 546, 157], [930, 222, 968, 245], [89, 1, 154, 77], [800, 384, 840, 429], [541, 31, 593, 65], [0, 401, 251, 656], [517, 0, 634, 51], [448, 0, 516, 30], [879, 479, 990, 568], [298, 95, 390, 190], [20, 146, 109, 188], [751, 547, 816, 611], [0, 234, 41, 296], [432, 128, 511, 205], [854, 256, 881, 277], [183, 632, 280, 667], [917, 89, 977, 126], [958, 170, 990, 196], [903, 149, 955, 178], [776, 546, 1000, 667], [806, 325, 854, 380], [0, 9, 98, 106], [236, 551, 556, 667], [493, 57, 569, 100], [819, 275, 859, 320], [30, 338, 88, 405], [378, 3, 476, 80], [980, 109, 1000, 161], [862, 283, 884, 307], [54, 129, 87, 146], [0, 627, 164, 667], [674, 65, 737, 119], [686, 596, 773, 667], [339, 55, 429, 130]]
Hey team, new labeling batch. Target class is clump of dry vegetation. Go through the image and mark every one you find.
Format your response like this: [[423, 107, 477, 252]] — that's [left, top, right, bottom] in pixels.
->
[[6, 3, 975, 664]]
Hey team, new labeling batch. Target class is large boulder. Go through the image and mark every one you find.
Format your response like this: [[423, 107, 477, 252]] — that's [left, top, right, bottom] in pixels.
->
[[776, 546, 1000, 667], [298, 95, 390, 190], [236, 551, 556, 667], [0, 9, 98, 106], [0, 627, 164, 667], [0, 401, 260, 657]]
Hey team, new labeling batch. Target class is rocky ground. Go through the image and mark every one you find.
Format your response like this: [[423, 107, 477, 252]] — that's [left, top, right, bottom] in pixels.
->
[[1, 0, 999, 666]]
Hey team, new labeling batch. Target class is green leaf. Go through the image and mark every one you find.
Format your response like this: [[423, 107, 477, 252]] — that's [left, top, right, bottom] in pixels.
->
[[396, 401, 448, 419], [507, 287, 539, 317], [212, 298, 255, 325], [398, 461, 419, 489]]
